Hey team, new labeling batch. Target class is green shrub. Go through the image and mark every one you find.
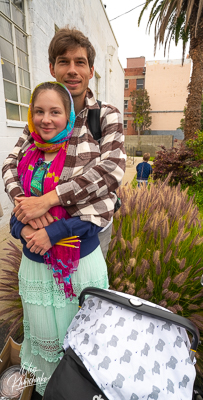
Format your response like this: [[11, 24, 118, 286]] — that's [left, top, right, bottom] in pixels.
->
[[131, 173, 153, 189], [107, 178, 203, 375], [181, 184, 203, 216], [186, 131, 203, 160]]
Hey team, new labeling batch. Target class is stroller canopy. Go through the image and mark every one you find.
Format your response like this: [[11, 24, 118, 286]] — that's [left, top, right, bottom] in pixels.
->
[[63, 290, 196, 400]]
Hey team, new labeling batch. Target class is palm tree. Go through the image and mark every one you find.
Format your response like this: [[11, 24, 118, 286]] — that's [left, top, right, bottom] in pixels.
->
[[139, 0, 203, 140]]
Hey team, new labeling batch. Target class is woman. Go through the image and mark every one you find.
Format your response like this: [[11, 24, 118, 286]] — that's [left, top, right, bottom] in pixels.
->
[[10, 82, 109, 396]]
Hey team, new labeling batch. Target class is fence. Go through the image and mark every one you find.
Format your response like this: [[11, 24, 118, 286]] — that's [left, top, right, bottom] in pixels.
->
[[124, 135, 173, 157]]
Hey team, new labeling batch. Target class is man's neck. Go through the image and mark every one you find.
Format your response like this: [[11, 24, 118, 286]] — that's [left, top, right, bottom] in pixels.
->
[[73, 93, 87, 116]]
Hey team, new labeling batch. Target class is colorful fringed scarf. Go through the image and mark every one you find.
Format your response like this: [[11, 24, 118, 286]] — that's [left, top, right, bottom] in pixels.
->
[[17, 82, 80, 299]]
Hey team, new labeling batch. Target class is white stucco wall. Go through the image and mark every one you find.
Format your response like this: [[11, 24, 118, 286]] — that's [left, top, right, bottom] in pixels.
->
[[27, 0, 124, 110], [0, 0, 124, 226]]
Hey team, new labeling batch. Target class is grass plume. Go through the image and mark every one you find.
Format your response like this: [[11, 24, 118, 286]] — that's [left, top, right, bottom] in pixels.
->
[[107, 178, 203, 375]]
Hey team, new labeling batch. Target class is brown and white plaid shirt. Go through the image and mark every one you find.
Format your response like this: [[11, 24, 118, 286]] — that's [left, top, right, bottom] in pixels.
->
[[2, 89, 126, 227]]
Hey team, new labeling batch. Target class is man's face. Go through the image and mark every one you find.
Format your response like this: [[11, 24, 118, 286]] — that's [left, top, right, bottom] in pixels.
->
[[50, 47, 94, 103]]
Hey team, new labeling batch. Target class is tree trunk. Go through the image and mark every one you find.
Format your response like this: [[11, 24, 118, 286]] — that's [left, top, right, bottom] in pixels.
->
[[137, 125, 141, 150], [184, 8, 203, 140]]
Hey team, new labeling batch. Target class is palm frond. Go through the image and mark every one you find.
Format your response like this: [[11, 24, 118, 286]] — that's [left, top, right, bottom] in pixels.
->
[[195, 0, 203, 36], [138, 0, 154, 26], [139, 0, 203, 58], [184, 0, 195, 29]]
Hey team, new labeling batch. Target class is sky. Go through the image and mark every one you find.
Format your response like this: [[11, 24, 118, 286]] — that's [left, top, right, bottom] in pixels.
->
[[103, 0, 189, 69]]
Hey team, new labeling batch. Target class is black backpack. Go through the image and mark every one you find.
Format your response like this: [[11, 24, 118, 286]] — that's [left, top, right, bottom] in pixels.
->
[[87, 101, 121, 213]]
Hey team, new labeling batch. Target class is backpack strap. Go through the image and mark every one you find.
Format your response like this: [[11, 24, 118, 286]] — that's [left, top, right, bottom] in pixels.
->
[[87, 99, 121, 214], [87, 100, 102, 142]]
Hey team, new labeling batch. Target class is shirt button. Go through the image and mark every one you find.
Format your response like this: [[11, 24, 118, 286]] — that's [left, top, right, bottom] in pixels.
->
[[67, 200, 71, 204]]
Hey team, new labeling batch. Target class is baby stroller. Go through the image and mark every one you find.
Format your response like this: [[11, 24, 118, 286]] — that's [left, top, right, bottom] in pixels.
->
[[44, 287, 200, 400]]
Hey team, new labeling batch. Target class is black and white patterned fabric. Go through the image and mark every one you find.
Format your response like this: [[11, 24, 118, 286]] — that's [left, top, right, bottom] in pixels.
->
[[63, 291, 196, 400]]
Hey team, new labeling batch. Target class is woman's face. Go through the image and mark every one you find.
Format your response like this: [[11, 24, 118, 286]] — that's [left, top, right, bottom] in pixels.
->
[[32, 89, 67, 141]]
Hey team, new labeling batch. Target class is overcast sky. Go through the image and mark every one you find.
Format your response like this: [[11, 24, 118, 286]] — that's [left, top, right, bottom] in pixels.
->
[[103, 0, 189, 68]]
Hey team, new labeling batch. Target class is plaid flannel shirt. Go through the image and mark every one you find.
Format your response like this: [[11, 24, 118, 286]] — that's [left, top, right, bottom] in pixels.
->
[[2, 89, 126, 227]]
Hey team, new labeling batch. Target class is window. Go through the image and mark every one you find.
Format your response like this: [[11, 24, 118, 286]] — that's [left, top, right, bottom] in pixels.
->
[[136, 78, 144, 89], [124, 100, 128, 110], [124, 79, 129, 89], [0, 0, 31, 121], [123, 120, 127, 129]]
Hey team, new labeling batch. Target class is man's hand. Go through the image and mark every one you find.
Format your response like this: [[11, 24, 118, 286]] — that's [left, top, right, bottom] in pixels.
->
[[14, 190, 60, 224], [14, 196, 50, 223], [26, 228, 52, 256], [14, 196, 24, 207]]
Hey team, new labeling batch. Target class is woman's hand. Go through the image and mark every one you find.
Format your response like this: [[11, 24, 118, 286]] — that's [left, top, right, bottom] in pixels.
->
[[26, 228, 52, 256], [28, 213, 54, 229], [21, 225, 36, 243], [14, 191, 60, 224]]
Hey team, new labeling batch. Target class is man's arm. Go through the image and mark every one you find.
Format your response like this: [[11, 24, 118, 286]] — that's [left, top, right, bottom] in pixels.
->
[[13, 190, 59, 224], [56, 104, 126, 208], [2, 124, 31, 203], [4, 105, 126, 223], [3, 125, 55, 227]]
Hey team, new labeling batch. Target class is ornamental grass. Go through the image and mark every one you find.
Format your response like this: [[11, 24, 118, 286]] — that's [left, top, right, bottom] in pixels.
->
[[0, 241, 23, 342], [107, 176, 203, 376]]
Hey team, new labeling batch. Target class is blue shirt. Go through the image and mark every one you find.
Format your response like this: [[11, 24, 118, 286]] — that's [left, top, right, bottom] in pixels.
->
[[136, 162, 152, 181]]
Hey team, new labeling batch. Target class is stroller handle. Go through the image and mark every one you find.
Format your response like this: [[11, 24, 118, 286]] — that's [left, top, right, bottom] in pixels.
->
[[79, 287, 200, 361]]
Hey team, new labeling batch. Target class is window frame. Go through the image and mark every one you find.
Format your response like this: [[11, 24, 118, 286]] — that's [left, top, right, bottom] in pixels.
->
[[124, 99, 128, 110], [0, 0, 31, 122], [123, 120, 127, 129], [124, 79, 129, 89], [136, 78, 144, 90]]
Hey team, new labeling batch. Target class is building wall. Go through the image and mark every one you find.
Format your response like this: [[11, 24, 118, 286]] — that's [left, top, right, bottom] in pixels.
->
[[124, 57, 145, 136], [127, 57, 145, 68], [145, 59, 191, 136], [27, 0, 124, 111], [0, 0, 124, 226]]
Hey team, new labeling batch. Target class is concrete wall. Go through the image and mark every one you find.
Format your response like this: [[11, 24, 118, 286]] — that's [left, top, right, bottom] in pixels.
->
[[151, 129, 184, 140], [0, 0, 124, 226], [145, 59, 191, 132], [124, 135, 173, 157]]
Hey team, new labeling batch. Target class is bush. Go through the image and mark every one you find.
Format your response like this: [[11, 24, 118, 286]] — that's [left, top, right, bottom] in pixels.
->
[[153, 142, 202, 185], [186, 131, 203, 160], [182, 184, 203, 216], [107, 178, 203, 375]]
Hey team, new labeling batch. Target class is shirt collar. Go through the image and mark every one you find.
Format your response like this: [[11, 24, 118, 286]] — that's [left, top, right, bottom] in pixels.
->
[[85, 88, 100, 110]]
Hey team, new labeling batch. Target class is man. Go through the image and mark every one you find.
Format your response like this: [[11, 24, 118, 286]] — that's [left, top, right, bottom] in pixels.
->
[[136, 152, 152, 187], [2, 27, 126, 258]]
